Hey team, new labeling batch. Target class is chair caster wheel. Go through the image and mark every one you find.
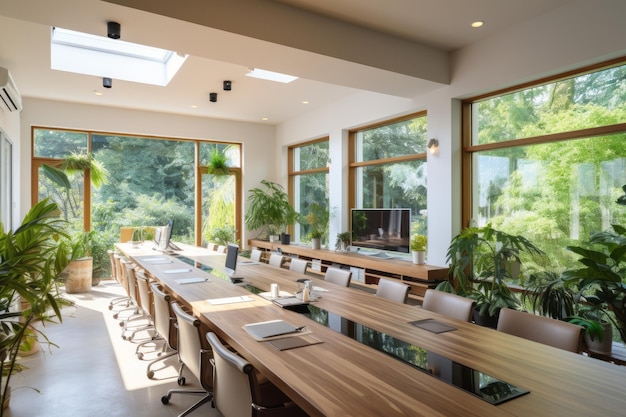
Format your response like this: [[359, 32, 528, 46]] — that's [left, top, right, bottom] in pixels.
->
[[147, 370, 154, 379], [178, 376, 186, 386], [113, 313, 119, 319], [137, 352, 144, 360], [161, 395, 170, 404]]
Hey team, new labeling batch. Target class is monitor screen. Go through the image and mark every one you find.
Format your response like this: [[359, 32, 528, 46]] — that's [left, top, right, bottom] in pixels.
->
[[164, 219, 174, 249], [224, 243, 239, 274], [351, 208, 411, 253]]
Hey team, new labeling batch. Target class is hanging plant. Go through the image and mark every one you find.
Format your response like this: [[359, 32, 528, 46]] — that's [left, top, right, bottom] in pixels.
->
[[42, 152, 109, 189], [205, 148, 230, 175]]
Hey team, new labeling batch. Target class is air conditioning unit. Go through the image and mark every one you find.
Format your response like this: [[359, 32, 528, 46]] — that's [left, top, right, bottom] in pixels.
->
[[0, 67, 23, 112]]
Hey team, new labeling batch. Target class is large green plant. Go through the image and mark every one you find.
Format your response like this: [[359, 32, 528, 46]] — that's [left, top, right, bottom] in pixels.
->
[[245, 180, 297, 237], [0, 199, 73, 413], [437, 224, 544, 317]]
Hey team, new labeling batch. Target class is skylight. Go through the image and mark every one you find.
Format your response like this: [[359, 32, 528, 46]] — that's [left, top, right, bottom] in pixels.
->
[[245, 68, 298, 83], [50, 27, 187, 87]]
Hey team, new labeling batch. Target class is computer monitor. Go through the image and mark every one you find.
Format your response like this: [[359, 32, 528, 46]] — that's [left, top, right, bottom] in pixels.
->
[[224, 243, 239, 275]]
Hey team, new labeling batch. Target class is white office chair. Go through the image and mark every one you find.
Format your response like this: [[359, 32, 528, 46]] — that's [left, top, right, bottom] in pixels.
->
[[324, 267, 352, 287], [268, 254, 284, 268], [206, 332, 308, 417], [250, 249, 263, 262], [161, 302, 214, 417], [146, 282, 179, 379], [497, 307, 583, 353], [288, 258, 308, 275], [421, 289, 475, 322], [375, 278, 411, 304]]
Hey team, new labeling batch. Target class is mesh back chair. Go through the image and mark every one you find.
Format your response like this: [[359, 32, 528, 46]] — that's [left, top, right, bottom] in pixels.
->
[[161, 302, 213, 417], [324, 267, 352, 287], [375, 278, 411, 304], [147, 282, 179, 379], [496, 307, 584, 353], [134, 271, 165, 357], [288, 258, 308, 275], [268, 254, 284, 268], [207, 332, 308, 417], [421, 289, 475, 322]]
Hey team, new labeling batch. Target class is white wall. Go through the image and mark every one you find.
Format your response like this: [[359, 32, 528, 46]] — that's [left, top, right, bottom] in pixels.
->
[[18, 98, 276, 244], [275, 0, 626, 266]]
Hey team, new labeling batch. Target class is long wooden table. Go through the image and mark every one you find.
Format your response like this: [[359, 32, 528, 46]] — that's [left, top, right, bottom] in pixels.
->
[[117, 242, 626, 417]]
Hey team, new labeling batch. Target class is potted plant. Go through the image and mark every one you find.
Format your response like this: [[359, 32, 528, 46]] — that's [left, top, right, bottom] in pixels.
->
[[335, 232, 351, 253], [245, 180, 298, 243], [0, 199, 73, 411], [437, 224, 544, 328], [59, 230, 94, 294], [523, 271, 609, 353], [410, 234, 427, 264], [305, 203, 329, 250], [206, 225, 237, 247]]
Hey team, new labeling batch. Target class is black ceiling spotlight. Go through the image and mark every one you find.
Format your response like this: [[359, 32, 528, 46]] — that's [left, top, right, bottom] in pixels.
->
[[209, 92, 218, 102], [223, 80, 232, 91], [107, 21, 121, 39], [103, 77, 112, 88]]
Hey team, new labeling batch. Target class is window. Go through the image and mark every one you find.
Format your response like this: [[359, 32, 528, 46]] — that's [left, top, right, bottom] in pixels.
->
[[288, 139, 329, 244], [32, 127, 242, 276], [463, 58, 626, 274], [349, 113, 428, 238]]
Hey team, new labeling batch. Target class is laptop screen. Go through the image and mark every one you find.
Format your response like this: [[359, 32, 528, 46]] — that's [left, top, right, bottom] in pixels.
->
[[224, 243, 239, 275]]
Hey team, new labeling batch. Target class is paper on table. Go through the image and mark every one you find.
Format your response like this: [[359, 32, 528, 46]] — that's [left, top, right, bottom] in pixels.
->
[[312, 286, 329, 292], [243, 319, 306, 340], [207, 295, 253, 305], [163, 268, 192, 274], [175, 277, 208, 285]]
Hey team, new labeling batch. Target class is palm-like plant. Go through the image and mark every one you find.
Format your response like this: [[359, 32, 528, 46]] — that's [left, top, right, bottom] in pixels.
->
[[0, 199, 73, 413], [438, 224, 544, 318], [245, 180, 297, 238]]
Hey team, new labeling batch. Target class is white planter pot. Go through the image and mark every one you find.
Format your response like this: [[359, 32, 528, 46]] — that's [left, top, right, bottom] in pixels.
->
[[311, 238, 321, 250], [412, 251, 425, 265]]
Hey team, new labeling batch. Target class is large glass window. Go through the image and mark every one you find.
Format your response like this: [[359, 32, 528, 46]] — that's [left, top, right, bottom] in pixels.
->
[[464, 59, 626, 275], [350, 113, 428, 237], [289, 139, 329, 245], [32, 128, 242, 277]]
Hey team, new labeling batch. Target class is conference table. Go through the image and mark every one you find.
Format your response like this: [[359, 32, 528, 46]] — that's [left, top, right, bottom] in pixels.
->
[[117, 242, 626, 417]]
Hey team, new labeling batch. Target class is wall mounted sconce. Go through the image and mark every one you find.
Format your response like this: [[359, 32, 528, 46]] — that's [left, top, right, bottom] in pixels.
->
[[427, 138, 439, 155]]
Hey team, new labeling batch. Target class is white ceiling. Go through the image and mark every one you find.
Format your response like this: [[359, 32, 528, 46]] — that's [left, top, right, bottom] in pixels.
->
[[0, 0, 574, 124]]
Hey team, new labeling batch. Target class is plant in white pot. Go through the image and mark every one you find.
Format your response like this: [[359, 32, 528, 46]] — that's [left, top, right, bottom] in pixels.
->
[[410, 234, 427, 264]]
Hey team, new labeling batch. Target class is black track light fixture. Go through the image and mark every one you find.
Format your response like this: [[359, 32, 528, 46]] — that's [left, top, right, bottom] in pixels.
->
[[107, 21, 121, 39], [223, 80, 232, 91], [103, 77, 112, 88], [209, 92, 218, 102]]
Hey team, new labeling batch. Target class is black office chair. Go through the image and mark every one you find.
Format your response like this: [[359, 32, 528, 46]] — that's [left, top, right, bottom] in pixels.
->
[[206, 332, 308, 417], [161, 302, 213, 417]]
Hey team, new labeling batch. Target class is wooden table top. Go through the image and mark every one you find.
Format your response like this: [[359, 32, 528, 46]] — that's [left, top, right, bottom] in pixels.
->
[[117, 243, 626, 417]]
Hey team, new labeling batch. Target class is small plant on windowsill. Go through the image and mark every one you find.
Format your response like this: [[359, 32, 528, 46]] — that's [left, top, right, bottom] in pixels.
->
[[204, 147, 230, 176], [410, 234, 427, 264], [335, 232, 352, 253]]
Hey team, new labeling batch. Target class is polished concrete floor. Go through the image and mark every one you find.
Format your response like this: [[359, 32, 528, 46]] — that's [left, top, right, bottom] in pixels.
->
[[6, 280, 220, 417]]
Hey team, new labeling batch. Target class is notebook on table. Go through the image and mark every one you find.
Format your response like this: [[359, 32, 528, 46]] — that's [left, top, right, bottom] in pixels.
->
[[243, 320, 302, 340]]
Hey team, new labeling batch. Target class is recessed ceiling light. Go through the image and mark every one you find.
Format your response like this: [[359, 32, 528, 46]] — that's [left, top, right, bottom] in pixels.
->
[[261, 117, 269, 121], [190, 105, 198, 109], [246, 68, 298, 83], [93, 90, 103, 96], [302, 100, 309, 104], [471, 21, 484, 28]]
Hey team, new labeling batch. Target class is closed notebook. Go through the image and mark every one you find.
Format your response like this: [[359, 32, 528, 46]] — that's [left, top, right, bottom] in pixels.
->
[[243, 320, 300, 339]]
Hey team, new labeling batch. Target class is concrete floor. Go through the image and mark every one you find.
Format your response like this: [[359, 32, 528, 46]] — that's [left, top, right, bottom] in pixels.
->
[[5, 281, 220, 417]]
